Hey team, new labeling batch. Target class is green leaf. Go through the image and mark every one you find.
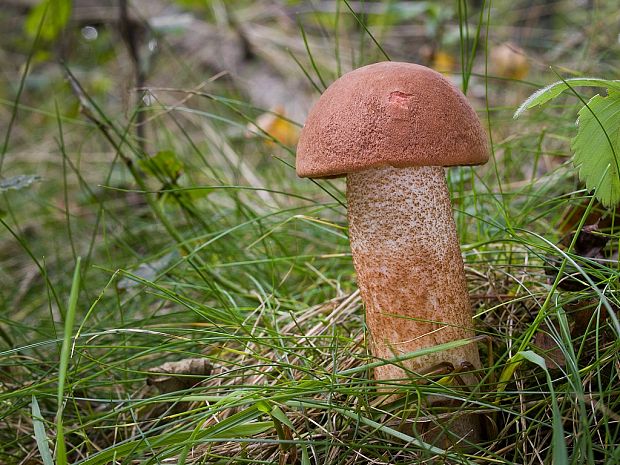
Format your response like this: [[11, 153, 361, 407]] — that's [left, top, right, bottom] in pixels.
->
[[518, 351, 569, 465], [138, 150, 184, 181], [25, 0, 72, 42], [31, 396, 54, 465], [0, 175, 41, 192], [270, 405, 295, 429], [255, 400, 271, 414], [514, 78, 620, 118], [300, 444, 311, 465], [387, 2, 432, 21], [517, 350, 547, 370], [55, 257, 81, 465], [572, 91, 620, 207]]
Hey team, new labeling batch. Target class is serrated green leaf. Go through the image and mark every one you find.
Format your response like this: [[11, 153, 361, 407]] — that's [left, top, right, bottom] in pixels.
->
[[514, 78, 620, 118], [0, 175, 42, 192], [138, 150, 184, 181], [572, 91, 620, 207], [25, 0, 72, 42]]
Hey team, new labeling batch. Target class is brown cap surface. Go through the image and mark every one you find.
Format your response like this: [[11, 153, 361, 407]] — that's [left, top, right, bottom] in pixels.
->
[[296, 61, 489, 178]]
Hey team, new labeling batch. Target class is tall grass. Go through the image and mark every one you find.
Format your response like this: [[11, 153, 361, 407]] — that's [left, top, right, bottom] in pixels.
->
[[1, 1, 619, 464]]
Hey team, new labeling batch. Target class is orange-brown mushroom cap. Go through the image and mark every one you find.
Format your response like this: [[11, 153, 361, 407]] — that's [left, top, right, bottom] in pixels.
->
[[296, 61, 489, 178]]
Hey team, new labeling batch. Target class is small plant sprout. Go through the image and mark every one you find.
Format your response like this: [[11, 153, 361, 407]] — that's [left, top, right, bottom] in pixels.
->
[[296, 61, 489, 444]]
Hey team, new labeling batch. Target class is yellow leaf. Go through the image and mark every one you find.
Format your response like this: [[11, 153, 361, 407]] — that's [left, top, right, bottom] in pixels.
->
[[432, 50, 456, 74], [491, 43, 529, 80], [246, 106, 299, 146]]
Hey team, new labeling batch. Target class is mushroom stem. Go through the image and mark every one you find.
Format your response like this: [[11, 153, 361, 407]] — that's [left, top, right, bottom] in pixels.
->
[[347, 165, 483, 444], [347, 165, 481, 381]]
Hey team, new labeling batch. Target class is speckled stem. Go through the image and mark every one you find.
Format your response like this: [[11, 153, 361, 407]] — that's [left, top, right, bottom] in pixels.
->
[[347, 165, 483, 443], [347, 165, 481, 381]]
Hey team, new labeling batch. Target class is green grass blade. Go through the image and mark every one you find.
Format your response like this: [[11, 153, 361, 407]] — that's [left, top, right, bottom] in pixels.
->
[[31, 395, 54, 465], [342, 0, 391, 61], [297, 19, 327, 90], [55, 256, 82, 465], [518, 351, 569, 465]]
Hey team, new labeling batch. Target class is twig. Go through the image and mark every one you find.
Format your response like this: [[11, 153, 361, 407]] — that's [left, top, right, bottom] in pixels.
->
[[119, 0, 146, 152]]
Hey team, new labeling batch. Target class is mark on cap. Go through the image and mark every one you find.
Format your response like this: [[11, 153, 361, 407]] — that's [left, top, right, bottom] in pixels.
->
[[388, 91, 415, 108]]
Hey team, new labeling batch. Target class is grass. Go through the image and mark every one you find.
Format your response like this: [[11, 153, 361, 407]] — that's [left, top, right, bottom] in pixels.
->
[[1, 0, 620, 463]]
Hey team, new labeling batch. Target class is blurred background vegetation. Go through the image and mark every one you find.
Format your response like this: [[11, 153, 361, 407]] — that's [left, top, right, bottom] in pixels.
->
[[1, 0, 620, 464]]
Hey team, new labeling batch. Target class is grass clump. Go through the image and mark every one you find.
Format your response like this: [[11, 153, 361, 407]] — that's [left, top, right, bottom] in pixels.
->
[[1, 1, 620, 464]]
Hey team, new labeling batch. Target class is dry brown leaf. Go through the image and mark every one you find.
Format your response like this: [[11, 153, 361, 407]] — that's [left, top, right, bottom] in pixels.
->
[[533, 330, 566, 369], [146, 358, 212, 393]]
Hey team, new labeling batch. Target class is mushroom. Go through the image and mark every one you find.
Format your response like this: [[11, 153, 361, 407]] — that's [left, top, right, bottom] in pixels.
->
[[296, 62, 488, 442]]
